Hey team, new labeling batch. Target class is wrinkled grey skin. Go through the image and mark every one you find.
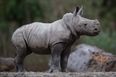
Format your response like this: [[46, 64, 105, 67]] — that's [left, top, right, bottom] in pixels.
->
[[11, 7, 100, 72]]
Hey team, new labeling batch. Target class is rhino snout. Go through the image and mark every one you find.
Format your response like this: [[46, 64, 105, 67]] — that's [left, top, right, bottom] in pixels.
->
[[93, 27, 100, 35], [93, 20, 100, 33], [94, 27, 100, 32]]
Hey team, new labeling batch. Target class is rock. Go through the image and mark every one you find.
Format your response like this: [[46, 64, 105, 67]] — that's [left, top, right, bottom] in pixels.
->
[[67, 44, 116, 72], [0, 57, 15, 71]]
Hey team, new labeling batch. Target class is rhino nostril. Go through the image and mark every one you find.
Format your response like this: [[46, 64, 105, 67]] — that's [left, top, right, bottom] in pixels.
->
[[94, 28, 98, 31]]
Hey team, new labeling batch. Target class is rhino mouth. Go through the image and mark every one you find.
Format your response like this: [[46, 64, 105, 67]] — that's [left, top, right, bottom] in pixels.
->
[[93, 31, 100, 35], [89, 31, 100, 36]]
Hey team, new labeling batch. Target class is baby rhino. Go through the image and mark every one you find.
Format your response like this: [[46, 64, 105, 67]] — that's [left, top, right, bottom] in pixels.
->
[[11, 6, 100, 72]]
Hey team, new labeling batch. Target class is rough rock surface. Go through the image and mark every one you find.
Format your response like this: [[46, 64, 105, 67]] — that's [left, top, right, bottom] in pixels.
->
[[67, 44, 116, 72]]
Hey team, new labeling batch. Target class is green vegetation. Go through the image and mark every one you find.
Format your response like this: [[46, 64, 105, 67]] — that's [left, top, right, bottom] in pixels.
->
[[82, 31, 116, 54]]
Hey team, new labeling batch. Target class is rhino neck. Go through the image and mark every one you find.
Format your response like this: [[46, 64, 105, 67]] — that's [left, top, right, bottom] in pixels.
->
[[62, 18, 80, 38]]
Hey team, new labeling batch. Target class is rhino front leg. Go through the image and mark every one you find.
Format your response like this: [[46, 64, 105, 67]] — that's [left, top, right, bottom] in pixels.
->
[[15, 48, 31, 72], [48, 43, 65, 73], [61, 47, 71, 72]]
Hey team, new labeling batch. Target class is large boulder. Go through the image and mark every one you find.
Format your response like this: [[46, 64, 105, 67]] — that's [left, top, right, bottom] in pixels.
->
[[67, 44, 116, 72]]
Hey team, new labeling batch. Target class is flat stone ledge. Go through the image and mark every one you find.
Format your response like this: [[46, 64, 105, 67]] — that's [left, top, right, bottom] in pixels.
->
[[0, 72, 116, 77]]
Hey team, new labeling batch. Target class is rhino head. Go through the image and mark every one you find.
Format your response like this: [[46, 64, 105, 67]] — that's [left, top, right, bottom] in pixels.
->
[[63, 6, 101, 36]]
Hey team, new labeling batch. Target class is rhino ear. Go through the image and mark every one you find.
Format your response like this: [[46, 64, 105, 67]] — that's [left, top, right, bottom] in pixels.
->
[[77, 6, 83, 15], [73, 6, 80, 16], [73, 6, 83, 16]]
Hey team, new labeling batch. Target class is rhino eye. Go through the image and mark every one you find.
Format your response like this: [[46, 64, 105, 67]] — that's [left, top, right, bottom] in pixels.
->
[[84, 23, 87, 26]]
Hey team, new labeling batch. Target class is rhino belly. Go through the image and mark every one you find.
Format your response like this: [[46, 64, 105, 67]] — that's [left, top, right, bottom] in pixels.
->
[[30, 47, 51, 55], [27, 31, 50, 54]]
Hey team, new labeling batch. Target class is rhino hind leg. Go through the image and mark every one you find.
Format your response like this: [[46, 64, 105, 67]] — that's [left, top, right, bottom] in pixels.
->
[[15, 48, 31, 72]]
